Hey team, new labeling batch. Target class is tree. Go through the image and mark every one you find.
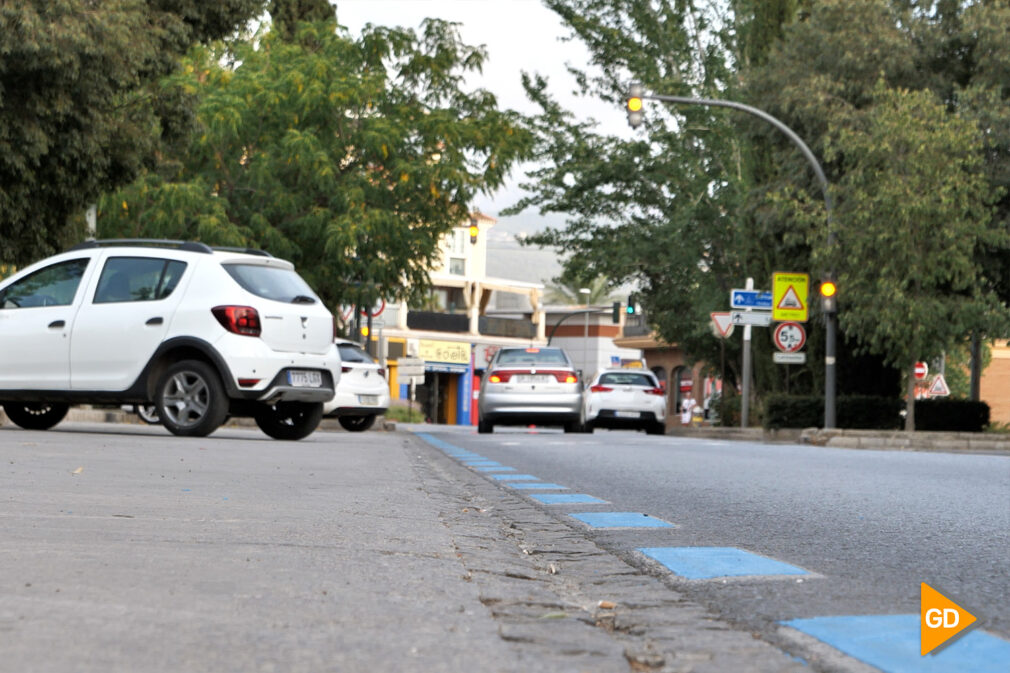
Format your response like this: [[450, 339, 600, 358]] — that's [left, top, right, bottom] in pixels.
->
[[0, 0, 265, 267], [823, 84, 1004, 430], [270, 0, 334, 40], [544, 273, 615, 305], [98, 19, 533, 314]]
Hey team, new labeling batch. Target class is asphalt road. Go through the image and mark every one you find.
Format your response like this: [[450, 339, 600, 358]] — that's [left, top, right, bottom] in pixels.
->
[[430, 427, 1010, 644]]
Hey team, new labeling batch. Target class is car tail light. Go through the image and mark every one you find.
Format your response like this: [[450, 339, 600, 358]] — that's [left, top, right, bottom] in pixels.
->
[[489, 373, 509, 383], [590, 385, 613, 393], [342, 366, 352, 373], [237, 378, 261, 387], [377, 368, 386, 378], [560, 373, 578, 384], [212, 306, 261, 336], [646, 387, 666, 396]]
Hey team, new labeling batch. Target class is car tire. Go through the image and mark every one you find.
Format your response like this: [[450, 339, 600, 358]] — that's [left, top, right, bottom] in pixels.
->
[[155, 360, 229, 438], [584, 420, 595, 434], [135, 404, 161, 425], [477, 417, 493, 434], [254, 402, 323, 440], [337, 414, 375, 432], [2, 402, 69, 430], [646, 422, 666, 435]]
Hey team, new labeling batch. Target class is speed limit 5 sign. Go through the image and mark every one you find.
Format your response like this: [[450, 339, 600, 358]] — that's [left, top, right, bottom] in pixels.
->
[[773, 322, 806, 353]]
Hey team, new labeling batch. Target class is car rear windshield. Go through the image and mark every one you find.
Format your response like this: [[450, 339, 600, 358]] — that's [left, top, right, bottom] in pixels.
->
[[599, 372, 657, 387], [495, 348, 569, 366], [338, 343, 376, 364], [223, 264, 317, 303]]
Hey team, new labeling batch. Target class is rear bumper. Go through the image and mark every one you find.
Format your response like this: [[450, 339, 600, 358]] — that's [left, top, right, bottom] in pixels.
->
[[479, 390, 583, 425], [589, 410, 661, 429]]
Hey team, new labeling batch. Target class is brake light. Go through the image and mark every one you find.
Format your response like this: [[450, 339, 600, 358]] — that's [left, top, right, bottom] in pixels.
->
[[646, 387, 666, 396], [342, 366, 352, 373], [212, 305, 261, 336], [590, 385, 612, 393], [377, 368, 386, 378], [562, 373, 577, 384], [489, 373, 508, 383]]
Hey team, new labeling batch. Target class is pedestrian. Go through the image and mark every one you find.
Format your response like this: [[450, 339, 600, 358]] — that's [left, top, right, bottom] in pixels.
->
[[680, 393, 695, 426]]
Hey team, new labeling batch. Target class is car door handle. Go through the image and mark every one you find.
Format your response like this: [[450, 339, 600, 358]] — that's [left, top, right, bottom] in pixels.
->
[[146, 317, 164, 326], [48, 320, 66, 329]]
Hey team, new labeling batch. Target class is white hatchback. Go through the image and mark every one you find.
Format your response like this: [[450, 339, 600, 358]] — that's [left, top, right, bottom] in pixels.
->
[[322, 339, 390, 431], [0, 239, 341, 440], [583, 369, 667, 435]]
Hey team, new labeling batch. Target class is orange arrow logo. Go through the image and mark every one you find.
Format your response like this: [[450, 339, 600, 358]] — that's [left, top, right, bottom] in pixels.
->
[[921, 583, 977, 655]]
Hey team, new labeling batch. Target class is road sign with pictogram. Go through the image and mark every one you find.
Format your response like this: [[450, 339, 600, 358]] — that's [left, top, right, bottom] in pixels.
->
[[773, 322, 806, 353], [927, 374, 950, 397], [772, 272, 809, 322]]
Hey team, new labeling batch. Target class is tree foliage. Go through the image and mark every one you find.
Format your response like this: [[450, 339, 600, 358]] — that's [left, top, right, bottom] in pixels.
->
[[0, 0, 265, 267], [515, 0, 1010, 426], [99, 19, 533, 313]]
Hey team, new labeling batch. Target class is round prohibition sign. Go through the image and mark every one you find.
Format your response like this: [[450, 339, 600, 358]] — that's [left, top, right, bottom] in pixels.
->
[[773, 321, 806, 353]]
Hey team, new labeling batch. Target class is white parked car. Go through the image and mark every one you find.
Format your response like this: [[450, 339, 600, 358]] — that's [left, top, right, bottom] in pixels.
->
[[583, 369, 667, 435], [323, 339, 390, 431], [0, 239, 341, 440]]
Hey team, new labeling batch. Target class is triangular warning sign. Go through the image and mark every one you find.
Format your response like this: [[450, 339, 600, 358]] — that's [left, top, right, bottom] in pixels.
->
[[710, 312, 733, 338], [921, 583, 977, 655], [927, 374, 950, 397], [776, 285, 805, 311]]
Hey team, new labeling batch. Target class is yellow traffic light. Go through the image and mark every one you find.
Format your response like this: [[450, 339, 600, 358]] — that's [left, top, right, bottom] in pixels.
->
[[469, 224, 478, 244], [627, 82, 644, 128], [820, 279, 837, 313], [820, 280, 837, 298], [360, 325, 369, 338]]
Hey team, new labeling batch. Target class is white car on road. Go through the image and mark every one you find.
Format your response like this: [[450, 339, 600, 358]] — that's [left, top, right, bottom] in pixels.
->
[[323, 339, 390, 431], [0, 239, 340, 440], [583, 369, 667, 435]]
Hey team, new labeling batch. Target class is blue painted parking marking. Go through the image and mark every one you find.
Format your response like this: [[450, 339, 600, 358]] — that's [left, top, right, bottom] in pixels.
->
[[463, 460, 501, 466], [783, 614, 1010, 673], [415, 433, 465, 453], [490, 474, 539, 481], [638, 547, 807, 579], [530, 494, 608, 504], [473, 466, 516, 472], [570, 512, 673, 528], [508, 483, 569, 490]]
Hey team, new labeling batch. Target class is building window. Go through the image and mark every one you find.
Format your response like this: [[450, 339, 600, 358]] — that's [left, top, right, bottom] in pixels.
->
[[450, 229, 466, 255], [449, 257, 465, 276]]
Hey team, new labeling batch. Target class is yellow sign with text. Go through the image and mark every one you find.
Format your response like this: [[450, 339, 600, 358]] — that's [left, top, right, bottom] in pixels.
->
[[772, 271, 809, 322], [418, 339, 470, 365], [921, 583, 977, 656]]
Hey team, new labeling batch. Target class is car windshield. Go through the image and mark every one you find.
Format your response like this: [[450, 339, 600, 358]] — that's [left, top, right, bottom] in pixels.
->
[[598, 372, 656, 387], [495, 348, 569, 366], [223, 263, 317, 303], [338, 343, 376, 364]]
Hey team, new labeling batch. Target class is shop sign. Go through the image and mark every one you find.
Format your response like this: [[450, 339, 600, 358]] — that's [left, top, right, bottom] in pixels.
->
[[418, 339, 470, 365]]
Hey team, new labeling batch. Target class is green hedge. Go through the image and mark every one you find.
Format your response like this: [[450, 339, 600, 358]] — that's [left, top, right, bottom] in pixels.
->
[[763, 395, 903, 430], [913, 399, 989, 432]]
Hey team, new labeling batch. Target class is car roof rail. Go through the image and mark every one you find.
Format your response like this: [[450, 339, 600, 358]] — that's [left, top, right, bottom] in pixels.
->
[[211, 246, 273, 258], [69, 239, 214, 254]]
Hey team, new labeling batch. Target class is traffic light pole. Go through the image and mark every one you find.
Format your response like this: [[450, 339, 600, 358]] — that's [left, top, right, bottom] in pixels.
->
[[637, 90, 837, 428]]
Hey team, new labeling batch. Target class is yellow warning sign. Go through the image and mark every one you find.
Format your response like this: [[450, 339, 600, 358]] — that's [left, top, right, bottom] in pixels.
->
[[772, 272, 809, 322], [921, 583, 977, 656]]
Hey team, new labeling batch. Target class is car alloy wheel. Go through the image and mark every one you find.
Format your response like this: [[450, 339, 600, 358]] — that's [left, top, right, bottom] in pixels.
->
[[156, 360, 229, 437]]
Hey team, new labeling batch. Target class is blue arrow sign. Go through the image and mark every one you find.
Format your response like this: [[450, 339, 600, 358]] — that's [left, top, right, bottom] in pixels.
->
[[730, 289, 773, 309]]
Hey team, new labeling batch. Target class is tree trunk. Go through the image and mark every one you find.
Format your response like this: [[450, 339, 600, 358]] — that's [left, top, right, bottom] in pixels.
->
[[969, 332, 982, 401], [904, 363, 916, 432]]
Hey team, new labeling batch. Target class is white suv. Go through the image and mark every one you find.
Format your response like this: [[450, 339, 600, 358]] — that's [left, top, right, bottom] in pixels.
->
[[0, 240, 341, 440]]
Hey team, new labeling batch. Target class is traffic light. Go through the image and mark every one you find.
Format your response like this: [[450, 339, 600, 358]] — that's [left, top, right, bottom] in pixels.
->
[[612, 301, 621, 324], [626, 294, 637, 315], [820, 278, 838, 314], [627, 82, 644, 129], [469, 217, 478, 244]]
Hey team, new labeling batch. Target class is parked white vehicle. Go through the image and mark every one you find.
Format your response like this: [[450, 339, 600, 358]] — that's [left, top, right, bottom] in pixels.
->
[[0, 239, 341, 440], [583, 369, 667, 435], [322, 339, 390, 431]]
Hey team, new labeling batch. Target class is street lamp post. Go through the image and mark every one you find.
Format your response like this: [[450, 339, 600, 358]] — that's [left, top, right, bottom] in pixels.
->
[[579, 288, 591, 375], [630, 86, 837, 428]]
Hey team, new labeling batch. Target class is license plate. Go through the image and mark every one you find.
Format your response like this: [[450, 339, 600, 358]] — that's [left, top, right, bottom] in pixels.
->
[[358, 395, 379, 405], [615, 411, 641, 419], [514, 375, 550, 383], [288, 370, 322, 387]]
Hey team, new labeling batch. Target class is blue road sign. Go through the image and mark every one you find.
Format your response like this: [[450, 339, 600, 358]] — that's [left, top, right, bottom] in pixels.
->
[[731, 289, 773, 309]]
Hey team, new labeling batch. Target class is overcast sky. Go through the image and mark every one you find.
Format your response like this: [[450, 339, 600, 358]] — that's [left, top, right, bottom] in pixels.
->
[[334, 0, 619, 226]]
